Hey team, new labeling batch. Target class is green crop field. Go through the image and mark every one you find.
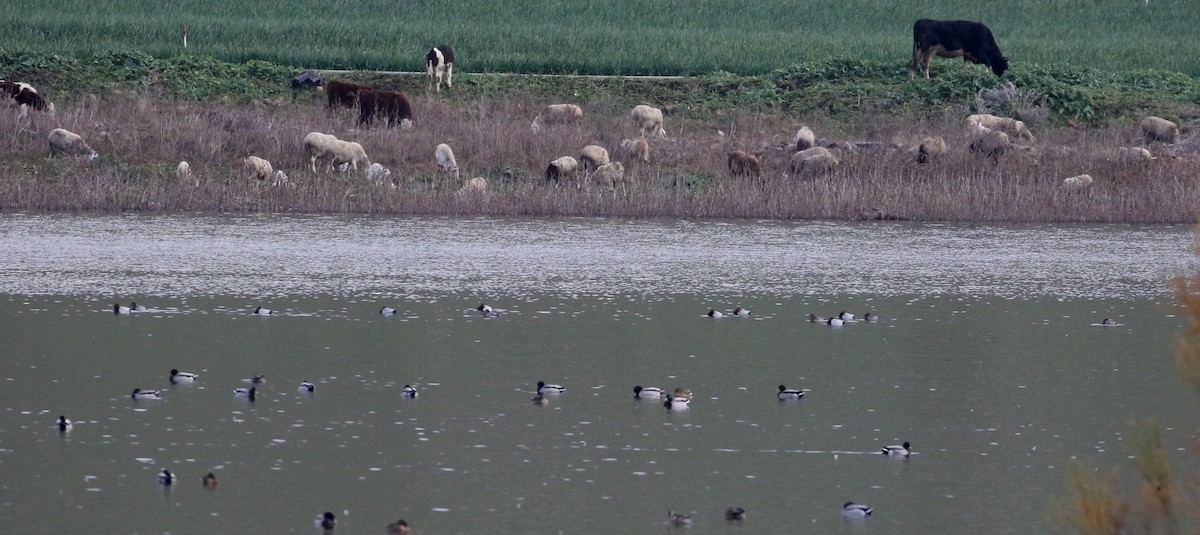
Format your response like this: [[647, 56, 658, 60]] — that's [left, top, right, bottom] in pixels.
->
[[1, 0, 1197, 76]]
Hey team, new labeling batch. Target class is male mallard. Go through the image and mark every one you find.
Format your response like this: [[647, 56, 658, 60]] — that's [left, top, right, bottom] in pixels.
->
[[131, 388, 161, 400], [113, 303, 131, 315], [299, 381, 315, 393], [882, 441, 911, 457], [668, 510, 692, 526], [537, 381, 565, 395], [253, 306, 272, 315], [778, 385, 805, 400], [634, 385, 664, 400], [234, 387, 257, 401], [380, 306, 396, 316], [725, 506, 746, 521], [315, 511, 336, 530], [402, 385, 418, 399], [56, 415, 72, 432], [664, 394, 690, 411], [169, 369, 198, 384], [842, 502, 872, 517], [707, 308, 724, 318], [158, 469, 175, 486], [733, 306, 750, 316]]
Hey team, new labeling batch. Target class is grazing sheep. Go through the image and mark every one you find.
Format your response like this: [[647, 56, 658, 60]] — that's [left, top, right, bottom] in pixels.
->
[[243, 156, 274, 181], [579, 145, 610, 172], [47, 128, 97, 160], [968, 125, 1009, 162], [435, 143, 460, 179], [532, 104, 583, 133], [457, 176, 488, 194], [789, 147, 839, 176], [1116, 146, 1154, 162], [272, 170, 291, 187], [304, 131, 370, 173], [176, 161, 192, 180], [917, 135, 947, 163], [426, 45, 455, 92], [365, 163, 392, 187], [792, 126, 816, 151], [618, 138, 650, 164], [1140, 116, 1179, 145], [727, 151, 762, 177], [1062, 174, 1094, 188], [545, 156, 580, 184], [630, 105, 666, 139], [593, 161, 626, 190], [966, 113, 1035, 143]]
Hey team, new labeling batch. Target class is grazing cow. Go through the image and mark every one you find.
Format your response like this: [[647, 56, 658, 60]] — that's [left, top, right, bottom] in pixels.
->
[[909, 19, 1009, 79], [426, 45, 455, 92], [1, 80, 54, 122], [325, 80, 371, 110], [358, 89, 414, 128]]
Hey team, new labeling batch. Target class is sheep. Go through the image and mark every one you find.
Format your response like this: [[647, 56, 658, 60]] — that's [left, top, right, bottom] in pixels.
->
[[630, 104, 666, 138], [1062, 174, 1094, 188], [272, 170, 291, 187], [176, 161, 192, 180], [304, 131, 370, 173], [792, 126, 816, 151], [1116, 146, 1154, 162], [789, 147, 839, 176], [243, 156, 274, 181], [1140, 116, 1179, 145], [968, 125, 1009, 162], [966, 113, 1035, 143], [365, 163, 392, 187], [727, 151, 762, 177], [592, 161, 626, 191], [579, 145, 610, 172], [917, 135, 947, 163], [426, 45, 455, 92], [532, 104, 583, 133], [457, 176, 488, 194], [47, 128, 97, 160], [618, 138, 650, 164], [545, 156, 580, 184], [435, 143, 460, 179]]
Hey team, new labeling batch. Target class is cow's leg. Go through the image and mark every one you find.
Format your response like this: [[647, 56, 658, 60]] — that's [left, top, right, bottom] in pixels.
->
[[908, 44, 920, 79], [446, 63, 453, 88], [921, 50, 933, 79]]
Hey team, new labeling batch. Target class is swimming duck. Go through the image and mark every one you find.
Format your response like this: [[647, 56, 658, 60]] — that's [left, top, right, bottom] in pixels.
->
[[169, 369, 198, 384], [131, 302, 147, 312], [808, 313, 826, 323], [838, 311, 855, 321], [477, 303, 493, 314], [202, 472, 218, 488], [537, 381, 565, 395], [299, 381, 315, 393], [842, 502, 872, 517], [531, 392, 549, 406], [131, 388, 161, 400], [251, 374, 267, 385], [402, 385, 418, 399], [634, 385, 664, 400], [315, 511, 336, 530], [56, 415, 72, 432], [158, 469, 174, 486], [664, 394, 690, 411], [778, 385, 805, 400], [863, 312, 879, 322], [253, 306, 272, 316], [707, 308, 724, 318], [668, 510, 692, 526], [113, 303, 131, 315], [882, 441, 911, 457], [380, 306, 396, 316], [827, 317, 844, 326], [733, 306, 751, 316], [725, 507, 747, 521], [385, 519, 410, 535], [234, 387, 257, 401], [673, 387, 693, 399], [1101, 318, 1117, 326]]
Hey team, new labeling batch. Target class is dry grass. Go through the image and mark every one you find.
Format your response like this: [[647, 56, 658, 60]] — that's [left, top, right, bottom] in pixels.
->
[[1, 91, 1198, 222]]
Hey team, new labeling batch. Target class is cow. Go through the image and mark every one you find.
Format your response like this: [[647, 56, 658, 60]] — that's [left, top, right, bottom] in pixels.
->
[[357, 89, 414, 129], [909, 19, 1009, 79], [426, 45, 455, 92], [0, 80, 54, 122], [324, 80, 372, 111]]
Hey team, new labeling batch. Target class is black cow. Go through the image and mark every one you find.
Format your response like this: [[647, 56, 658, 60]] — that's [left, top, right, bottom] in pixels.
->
[[909, 19, 1008, 79]]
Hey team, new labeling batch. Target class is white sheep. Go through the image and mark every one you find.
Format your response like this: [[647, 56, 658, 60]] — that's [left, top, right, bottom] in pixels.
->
[[304, 131, 370, 173], [243, 156, 274, 181], [532, 104, 583, 133], [435, 143, 460, 179], [272, 170, 291, 187], [618, 138, 650, 164], [365, 162, 392, 187], [579, 145, 610, 172], [968, 124, 1009, 162], [457, 176, 488, 195], [630, 104, 666, 138], [792, 126, 816, 151], [1140, 116, 1179, 145], [545, 156, 580, 184], [966, 113, 1035, 143], [176, 161, 193, 180], [47, 128, 97, 160], [592, 161, 626, 191], [727, 151, 762, 177], [917, 135, 947, 163], [789, 147, 839, 176], [1116, 146, 1154, 162], [1062, 174, 1094, 188]]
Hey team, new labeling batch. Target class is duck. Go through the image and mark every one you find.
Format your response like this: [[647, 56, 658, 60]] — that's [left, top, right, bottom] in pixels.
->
[[202, 472, 218, 488], [158, 469, 175, 486], [131, 302, 147, 312], [826, 316, 844, 326], [299, 381, 315, 393], [633, 385, 664, 400], [668, 510, 692, 527], [385, 519, 410, 535], [882, 441, 911, 457], [808, 313, 826, 323], [234, 387, 257, 401], [315, 511, 336, 530], [725, 506, 747, 521], [778, 385, 805, 400], [537, 381, 565, 395], [131, 388, 162, 400], [707, 308, 724, 318], [664, 394, 690, 411], [1101, 318, 1117, 326], [838, 311, 855, 321], [531, 392, 549, 406], [169, 369, 198, 384], [673, 387, 693, 399], [253, 306, 272, 316], [113, 303, 131, 315], [476, 303, 493, 314], [402, 385, 418, 399], [842, 501, 873, 517], [56, 415, 72, 432], [733, 306, 751, 316], [251, 374, 267, 385], [380, 306, 396, 316], [863, 312, 879, 322]]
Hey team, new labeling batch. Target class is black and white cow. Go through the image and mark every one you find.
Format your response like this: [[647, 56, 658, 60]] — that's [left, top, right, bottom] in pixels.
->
[[909, 19, 1008, 79], [0, 80, 54, 119], [426, 45, 455, 92]]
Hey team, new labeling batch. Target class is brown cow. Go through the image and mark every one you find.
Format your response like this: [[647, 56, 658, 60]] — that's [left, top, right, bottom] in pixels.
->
[[358, 89, 414, 129], [325, 80, 371, 110]]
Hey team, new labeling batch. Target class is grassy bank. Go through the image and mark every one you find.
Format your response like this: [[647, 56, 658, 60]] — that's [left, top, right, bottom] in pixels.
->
[[1, 0, 1197, 76]]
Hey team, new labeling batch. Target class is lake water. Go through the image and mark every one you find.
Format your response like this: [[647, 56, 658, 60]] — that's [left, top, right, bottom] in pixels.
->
[[0, 213, 1196, 534]]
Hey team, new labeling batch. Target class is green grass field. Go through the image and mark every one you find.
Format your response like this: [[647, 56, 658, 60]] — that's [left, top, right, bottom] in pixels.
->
[[2, 0, 1197, 76]]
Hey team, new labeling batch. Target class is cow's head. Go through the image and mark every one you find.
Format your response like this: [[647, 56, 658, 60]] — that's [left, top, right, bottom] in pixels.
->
[[991, 55, 1009, 77]]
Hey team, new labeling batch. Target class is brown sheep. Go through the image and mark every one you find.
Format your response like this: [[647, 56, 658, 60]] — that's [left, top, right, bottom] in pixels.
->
[[917, 135, 947, 163], [966, 114, 1035, 143], [618, 138, 650, 164], [968, 125, 1009, 163], [593, 161, 627, 191], [789, 147, 839, 176], [532, 104, 583, 133], [546, 156, 580, 184], [579, 145, 610, 172], [1140, 116, 1179, 145], [792, 126, 816, 151], [727, 151, 762, 177]]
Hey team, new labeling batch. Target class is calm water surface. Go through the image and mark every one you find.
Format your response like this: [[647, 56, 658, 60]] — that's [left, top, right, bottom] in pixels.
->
[[0, 213, 1196, 534]]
